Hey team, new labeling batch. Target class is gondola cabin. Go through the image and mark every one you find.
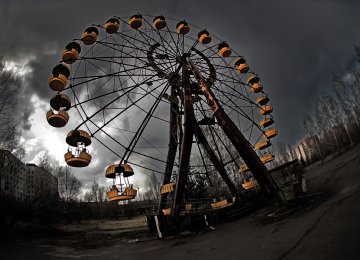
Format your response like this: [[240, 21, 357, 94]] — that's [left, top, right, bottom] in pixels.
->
[[176, 21, 190, 34], [242, 179, 258, 190], [239, 163, 249, 173], [48, 64, 70, 92], [153, 16, 166, 30], [46, 110, 69, 127], [62, 42, 81, 64], [198, 30, 211, 44], [129, 14, 143, 29], [104, 18, 120, 34], [211, 199, 228, 209], [64, 150, 92, 167], [162, 208, 171, 215], [211, 198, 235, 209], [105, 163, 134, 178], [107, 186, 137, 201], [264, 129, 278, 139], [251, 82, 263, 93], [247, 75, 263, 93], [66, 130, 92, 147], [260, 117, 274, 128], [234, 57, 249, 74], [65, 130, 92, 167], [247, 75, 259, 85], [260, 105, 273, 115], [255, 139, 271, 150], [50, 94, 71, 111], [160, 181, 176, 194], [81, 27, 99, 45], [218, 42, 231, 57], [256, 96, 269, 106], [184, 203, 192, 212], [260, 154, 275, 164]]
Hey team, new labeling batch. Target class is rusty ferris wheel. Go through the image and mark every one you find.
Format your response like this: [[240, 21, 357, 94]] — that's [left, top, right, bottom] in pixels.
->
[[46, 14, 278, 217]]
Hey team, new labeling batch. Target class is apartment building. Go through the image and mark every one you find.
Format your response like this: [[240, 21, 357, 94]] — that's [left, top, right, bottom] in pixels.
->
[[0, 149, 58, 202]]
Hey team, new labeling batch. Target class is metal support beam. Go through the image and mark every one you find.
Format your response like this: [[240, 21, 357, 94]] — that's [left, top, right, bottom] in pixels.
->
[[193, 122, 241, 201], [159, 84, 179, 212], [187, 57, 277, 198], [171, 62, 194, 217]]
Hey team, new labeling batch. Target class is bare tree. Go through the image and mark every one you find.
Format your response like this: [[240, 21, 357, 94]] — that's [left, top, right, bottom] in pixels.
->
[[0, 59, 24, 159], [148, 173, 161, 200], [302, 113, 318, 137], [38, 151, 82, 202], [84, 180, 107, 219], [85, 180, 106, 202], [54, 166, 81, 202]]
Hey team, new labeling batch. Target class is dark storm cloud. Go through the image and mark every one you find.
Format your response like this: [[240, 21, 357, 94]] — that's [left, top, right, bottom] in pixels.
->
[[178, 0, 360, 144], [0, 0, 180, 130], [2, 0, 359, 143], [1, 0, 360, 188]]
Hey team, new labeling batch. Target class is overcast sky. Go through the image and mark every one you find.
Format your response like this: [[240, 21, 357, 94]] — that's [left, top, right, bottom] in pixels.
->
[[1, 0, 360, 192]]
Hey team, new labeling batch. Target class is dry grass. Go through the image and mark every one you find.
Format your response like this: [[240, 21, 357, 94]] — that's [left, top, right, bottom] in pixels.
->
[[58, 215, 147, 232]]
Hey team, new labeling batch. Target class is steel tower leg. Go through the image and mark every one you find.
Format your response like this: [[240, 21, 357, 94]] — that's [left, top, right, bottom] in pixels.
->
[[193, 121, 241, 201], [159, 83, 179, 212], [187, 57, 277, 198], [171, 63, 194, 218]]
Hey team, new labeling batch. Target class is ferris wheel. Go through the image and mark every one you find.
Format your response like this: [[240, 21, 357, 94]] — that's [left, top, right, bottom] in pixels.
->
[[46, 14, 278, 213]]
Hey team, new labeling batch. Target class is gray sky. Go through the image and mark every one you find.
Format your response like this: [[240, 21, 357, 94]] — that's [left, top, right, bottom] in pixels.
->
[[1, 0, 360, 191]]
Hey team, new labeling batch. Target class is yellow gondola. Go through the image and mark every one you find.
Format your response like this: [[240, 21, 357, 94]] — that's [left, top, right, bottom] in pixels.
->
[[198, 30, 211, 44], [247, 75, 263, 93], [48, 64, 70, 92], [105, 164, 135, 178], [184, 203, 192, 213], [264, 129, 278, 139], [255, 139, 271, 150], [64, 150, 91, 167], [107, 186, 137, 201], [64, 130, 92, 167], [256, 96, 269, 106], [260, 117, 274, 128], [66, 130, 92, 147], [211, 198, 234, 209], [176, 21, 190, 34], [62, 42, 81, 64], [129, 14, 142, 29], [260, 105, 273, 115], [242, 179, 258, 190], [50, 94, 71, 111], [234, 57, 249, 74], [239, 164, 249, 173], [104, 18, 120, 34], [160, 181, 176, 194], [251, 82, 263, 93], [46, 110, 69, 127], [162, 208, 171, 215], [260, 154, 275, 163], [153, 16, 166, 30], [247, 75, 259, 85], [81, 27, 99, 45], [218, 42, 231, 57]]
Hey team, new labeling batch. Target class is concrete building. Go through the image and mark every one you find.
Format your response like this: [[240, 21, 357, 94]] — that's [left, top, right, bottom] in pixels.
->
[[0, 149, 58, 202], [26, 164, 58, 200]]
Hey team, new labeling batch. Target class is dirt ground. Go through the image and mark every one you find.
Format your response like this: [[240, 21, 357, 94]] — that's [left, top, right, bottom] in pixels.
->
[[2, 145, 360, 259], [57, 216, 148, 232]]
